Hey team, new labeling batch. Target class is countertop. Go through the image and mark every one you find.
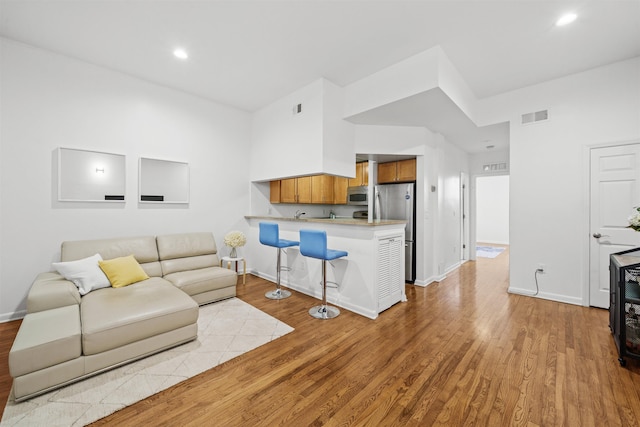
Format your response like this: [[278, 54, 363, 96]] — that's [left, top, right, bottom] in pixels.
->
[[244, 215, 407, 227]]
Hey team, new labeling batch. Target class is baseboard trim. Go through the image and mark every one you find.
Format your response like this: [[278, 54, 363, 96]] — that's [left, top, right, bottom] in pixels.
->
[[1, 309, 26, 323], [507, 287, 584, 306]]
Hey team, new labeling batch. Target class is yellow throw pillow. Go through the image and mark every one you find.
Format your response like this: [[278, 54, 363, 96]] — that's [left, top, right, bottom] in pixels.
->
[[98, 255, 149, 288]]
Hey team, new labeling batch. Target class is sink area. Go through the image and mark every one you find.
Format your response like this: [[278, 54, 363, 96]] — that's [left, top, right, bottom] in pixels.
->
[[306, 216, 355, 220]]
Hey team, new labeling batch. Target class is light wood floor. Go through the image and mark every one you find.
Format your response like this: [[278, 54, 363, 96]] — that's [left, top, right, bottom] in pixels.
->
[[2, 247, 640, 426]]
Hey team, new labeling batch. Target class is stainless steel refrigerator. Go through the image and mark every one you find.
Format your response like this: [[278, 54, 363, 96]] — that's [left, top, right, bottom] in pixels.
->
[[374, 183, 416, 283]]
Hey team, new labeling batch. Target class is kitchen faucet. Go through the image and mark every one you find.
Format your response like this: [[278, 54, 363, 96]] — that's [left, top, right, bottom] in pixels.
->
[[294, 209, 306, 219]]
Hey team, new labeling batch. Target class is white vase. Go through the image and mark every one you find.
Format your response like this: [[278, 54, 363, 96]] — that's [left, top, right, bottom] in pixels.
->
[[230, 247, 237, 258]]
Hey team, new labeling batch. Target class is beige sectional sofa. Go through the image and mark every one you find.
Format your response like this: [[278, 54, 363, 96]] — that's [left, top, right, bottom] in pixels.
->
[[8, 232, 238, 402]]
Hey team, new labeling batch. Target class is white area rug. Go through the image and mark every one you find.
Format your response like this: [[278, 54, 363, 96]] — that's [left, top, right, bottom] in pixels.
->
[[476, 246, 505, 259], [1, 298, 294, 427]]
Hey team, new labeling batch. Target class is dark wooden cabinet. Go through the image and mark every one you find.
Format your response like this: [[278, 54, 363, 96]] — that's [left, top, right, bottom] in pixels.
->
[[610, 247, 640, 366]]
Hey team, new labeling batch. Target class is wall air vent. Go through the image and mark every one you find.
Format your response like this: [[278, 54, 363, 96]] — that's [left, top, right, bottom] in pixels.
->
[[521, 109, 549, 125]]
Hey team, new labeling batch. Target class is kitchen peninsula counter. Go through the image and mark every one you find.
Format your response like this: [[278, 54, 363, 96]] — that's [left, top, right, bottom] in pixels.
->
[[244, 215, 406, 226], [244, 216, 407, 319]]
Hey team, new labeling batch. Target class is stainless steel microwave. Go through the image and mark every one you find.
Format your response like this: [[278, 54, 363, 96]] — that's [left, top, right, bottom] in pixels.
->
[[346, 186, 369, 205]]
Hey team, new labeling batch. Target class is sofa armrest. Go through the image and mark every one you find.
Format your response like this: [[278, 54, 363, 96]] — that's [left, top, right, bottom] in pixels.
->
[[26, 272, 81, 314]]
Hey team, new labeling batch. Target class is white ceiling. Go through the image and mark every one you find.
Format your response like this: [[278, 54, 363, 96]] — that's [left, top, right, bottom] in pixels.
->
[[1, 0, 639, 153]]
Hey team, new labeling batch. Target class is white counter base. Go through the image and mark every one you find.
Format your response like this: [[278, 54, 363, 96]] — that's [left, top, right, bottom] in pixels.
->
[[246, 216, 407, 319]]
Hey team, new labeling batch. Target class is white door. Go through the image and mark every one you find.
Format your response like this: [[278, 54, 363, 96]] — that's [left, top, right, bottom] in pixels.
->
[[590, 144, 640, 308]]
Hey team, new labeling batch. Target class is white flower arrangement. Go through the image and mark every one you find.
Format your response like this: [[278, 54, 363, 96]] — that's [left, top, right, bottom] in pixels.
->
[[224, 231, 247, 248], [629, 206, 640, 232]]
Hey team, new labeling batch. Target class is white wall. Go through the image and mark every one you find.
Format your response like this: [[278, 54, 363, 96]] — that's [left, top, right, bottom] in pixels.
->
[[0, 39, 251, 320], [250, 79, 324, 181], [250, 78, 355, 182], [480, 57, 640, 305], [469, 149, 509, 176], [434, 135, 469, 277], [476, 175, 509, 245], [322, 79, 356, 175]]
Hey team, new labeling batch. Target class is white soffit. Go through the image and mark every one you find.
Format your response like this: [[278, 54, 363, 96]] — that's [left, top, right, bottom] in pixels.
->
[[346, 88, 509, 154]]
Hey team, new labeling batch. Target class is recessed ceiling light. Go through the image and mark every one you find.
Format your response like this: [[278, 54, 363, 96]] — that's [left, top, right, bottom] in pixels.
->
[[173, 48, 188, 60], [556, 13, 577, 26]]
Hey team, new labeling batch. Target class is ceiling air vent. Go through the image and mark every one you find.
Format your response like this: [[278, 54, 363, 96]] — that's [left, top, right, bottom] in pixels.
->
[[521, 109, 548, 125]]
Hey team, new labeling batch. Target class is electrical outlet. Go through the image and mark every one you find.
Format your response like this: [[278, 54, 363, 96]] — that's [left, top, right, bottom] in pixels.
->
[[537, 263, 545, 273]]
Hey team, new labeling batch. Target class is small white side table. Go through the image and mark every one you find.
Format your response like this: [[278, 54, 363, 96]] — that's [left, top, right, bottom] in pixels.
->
[[220, 256, 246, 284]]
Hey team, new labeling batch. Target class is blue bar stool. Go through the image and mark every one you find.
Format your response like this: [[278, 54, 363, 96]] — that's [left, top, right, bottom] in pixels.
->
[[259, 222, 299, 299], [299, 229, 348, 319]]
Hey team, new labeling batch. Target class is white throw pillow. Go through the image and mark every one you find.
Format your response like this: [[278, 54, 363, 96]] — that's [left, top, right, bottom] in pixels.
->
[[52, 253, 111, 295]]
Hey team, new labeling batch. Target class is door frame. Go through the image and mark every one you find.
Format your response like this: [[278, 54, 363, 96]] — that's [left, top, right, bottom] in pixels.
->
[[469, 171, 510, 262], [460, 172, 470, 262], [583, 138, 640, 307]]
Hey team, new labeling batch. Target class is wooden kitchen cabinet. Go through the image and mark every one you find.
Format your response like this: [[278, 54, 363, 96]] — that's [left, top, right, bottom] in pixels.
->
[[269, 162, 368, 205], [333, 176, 349, 205], [377, 162, 397, 184], [397, 159, 416, 181], [311, 175, 334, 204], [279, 178, 297, 203], [348, 162, 369, 187], [269, 181, 281, 203], [279, 177, 312, 204], [377, 159, 416, 183], [297, 176, 312, 203]]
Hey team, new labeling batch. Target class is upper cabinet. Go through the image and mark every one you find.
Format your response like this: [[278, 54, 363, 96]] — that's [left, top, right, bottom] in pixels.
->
[[269, 181, 281, 204], [279, 176, 312, 204], [270, 174, 349, 205], [311, 175, 334, 204], [348, 162, 369, 187], [377, 162, 397, 184], [333, 176, 349, 205], [269, 161, 371, 205], [377, 159, 416, 184]]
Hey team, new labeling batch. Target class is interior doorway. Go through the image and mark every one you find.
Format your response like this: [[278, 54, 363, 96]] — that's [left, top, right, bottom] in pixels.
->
[[589, 143, 640, 308], [475, 175, 510, 257]]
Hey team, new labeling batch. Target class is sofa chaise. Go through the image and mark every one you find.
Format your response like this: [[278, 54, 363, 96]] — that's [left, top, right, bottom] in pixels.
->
[[8, 232, 238, 402]]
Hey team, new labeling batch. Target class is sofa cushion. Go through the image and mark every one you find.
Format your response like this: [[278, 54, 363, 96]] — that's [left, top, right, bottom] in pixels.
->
[[61, 236, 162, 277], [81, 277, 198, 355], [9, 305, 81, 377], [156, 232, 217, 261], [52, 253, 110, 295], [99, 255, 150, 288], [163, 267, 238, 297], [161, 254, 217, 276]]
